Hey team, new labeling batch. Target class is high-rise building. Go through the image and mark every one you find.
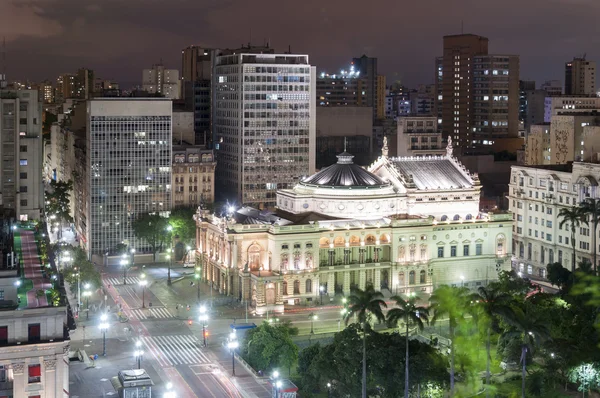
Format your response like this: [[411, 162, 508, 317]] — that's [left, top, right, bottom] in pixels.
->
[[436, 34, 519, 155], [182, 46, 216, 84], [565, 56, 596, 96], [74, 68, 94, 100], [0, 90, 44, 220], [55, 74, 75, 103], [142, 64, 181, 99], [38, 80, 54, 104], [352, 55, 384, 120], [213, 52, 315, 209], [410, 84, 435, 115], [76, 99, 172, 255], [316, 70, 366, 107]]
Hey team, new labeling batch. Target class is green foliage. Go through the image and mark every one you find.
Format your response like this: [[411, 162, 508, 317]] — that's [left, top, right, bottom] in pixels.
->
[[558, 206, 586, 272], [546, 262, 572, 290], [132, 213, 170, 255], [47, 288, 61, 306], [494, 270, 533, 297], [240, 322, 298, 374], [568, 363, 600, 394], [45, 180, 73, 224], [387, 294, 430, 331], [62, 246, 101, 288], [296, 325, 448, 398], [344, 286, 387, 327], [168, 207, 196, 246]]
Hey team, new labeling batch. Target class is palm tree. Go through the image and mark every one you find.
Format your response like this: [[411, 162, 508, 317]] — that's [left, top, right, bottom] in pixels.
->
[[559, 206, 585, 272], [343, 286, 387, 398], [471, 285, 513, 398], [429, 285, 470, 395], [579, 198, 600, 275], [387, 294, 429, 398], [504, 307, 550, 398]]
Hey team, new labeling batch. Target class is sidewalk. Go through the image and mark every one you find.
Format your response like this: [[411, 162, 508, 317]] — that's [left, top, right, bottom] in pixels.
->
[[14, 227, 52, 308]]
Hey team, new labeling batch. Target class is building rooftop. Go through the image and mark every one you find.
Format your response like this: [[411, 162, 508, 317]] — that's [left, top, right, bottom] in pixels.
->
[[301, 152, 390, 189], [389, 157, 473, 190]]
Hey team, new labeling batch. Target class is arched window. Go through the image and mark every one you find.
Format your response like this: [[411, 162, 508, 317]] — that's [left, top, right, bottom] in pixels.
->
[[409, 271, 416, 285], [380, 234, 391, 244], [349, 236, 361, 246], [519, 242, 524, 258], [248, 244, 261, 271], [441, 215, 448, 221], [365, 235, 377, 245], [496, 234, 506, 256], [453, 214, 460, 221], [419, 270, 426, 284], [306, 279, 312, 293], [282, 281, 288, 295], [319, 237, 330, 248], [398, 272, 405, 286], [334, 236, 346, 247], [293, 280, 300, 294], [465, 214, 473, 220]]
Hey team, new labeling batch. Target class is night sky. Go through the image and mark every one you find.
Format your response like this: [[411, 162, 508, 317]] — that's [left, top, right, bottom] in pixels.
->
[[1, 0, 598, 88]]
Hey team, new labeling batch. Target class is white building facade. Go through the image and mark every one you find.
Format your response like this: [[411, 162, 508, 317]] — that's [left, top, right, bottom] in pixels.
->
[[142, 64, 181, 100], [83, 99, 172, 255], [508, 162, 600, 277], [212, 52, 316, 209], [196, 143, 511, 314]]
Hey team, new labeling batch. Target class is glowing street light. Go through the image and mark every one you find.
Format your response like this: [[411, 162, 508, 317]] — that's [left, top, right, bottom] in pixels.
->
[[228, 331, 239, 376], [199, 306, 208, 347], [99, 313, 109, 356], [309, 312, 318, 334], [139, 274, 148, 308], [319, 285, 325, 305], [166, 225, 173, 285], [163, 382, 175, 398], [134, 340, 144, 369]]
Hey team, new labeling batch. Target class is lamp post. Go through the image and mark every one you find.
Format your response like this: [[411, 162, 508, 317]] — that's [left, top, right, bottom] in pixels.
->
[[309, 312, 318, 334], [339, 308, 347, 331], [74, 267, 81, 314], [319, 285, 324, 305], [134, 340, 144, 369], [83, 283, 91, 320], [460, 275, 465, 287], [228, 331, 238, 376], [167, 226, 173, 285], [121, 255, 128, 285], [139, 274, 147, 308], [99, 313, 109, 356], [327, 382, 332, 398], [199, 306, 208, 347], [195, 269, 201, 301], [272, 371, 280, 398]]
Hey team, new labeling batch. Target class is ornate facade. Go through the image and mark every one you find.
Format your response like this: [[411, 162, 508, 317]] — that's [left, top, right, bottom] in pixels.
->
[[196, 142, 512, 314]]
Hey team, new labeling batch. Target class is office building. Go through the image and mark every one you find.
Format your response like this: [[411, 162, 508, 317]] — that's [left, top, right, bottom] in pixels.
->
[[316, 71, 366, 107], [352, 55, 385, 120], [173, 146, 216, 207], [0, 89, 44, 221], [196, 142, 511, 314], [55, 74, 75, 103], [38, 81, 54, 104], [76, 98, 172, 255], [212, 51, 316, 209], [436, 34, 520, 155], [410, 84, 435, 115], [396, 116, 444, 157], [544, 96, 600, 122], [540, 80, 562, 96], [519, 80, 546, 133], [142, 64, 181, 100], [74, 68, 94, 100], [565, 56, 596, 96], [509, 162, 600, 277]]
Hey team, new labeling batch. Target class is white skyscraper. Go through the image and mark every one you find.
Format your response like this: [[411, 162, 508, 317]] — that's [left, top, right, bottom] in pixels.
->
[[212, 52, 316, 209], [79, 98, 172, 255], [142, 64, 181, 100]]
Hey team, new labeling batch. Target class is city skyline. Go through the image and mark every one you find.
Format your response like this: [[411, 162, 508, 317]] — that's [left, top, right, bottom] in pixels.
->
[[1, 0, 599, 88]]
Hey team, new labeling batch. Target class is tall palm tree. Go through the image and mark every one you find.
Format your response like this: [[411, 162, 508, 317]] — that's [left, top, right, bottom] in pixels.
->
[[429, 285, 470, 395], [387, 294, 429, 398], [471, 285, 513, 398], [343, 286, 387, 398], [504, 307, 550, 398], [559, 206, 585, 272], [579, 198, 600, 275]]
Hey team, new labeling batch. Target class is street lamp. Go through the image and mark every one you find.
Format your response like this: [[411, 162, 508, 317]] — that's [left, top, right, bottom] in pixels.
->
[[460, 275, 465, 287], [339, 308, 347, 331], [99, 313, 109, 356], [319, 285, 324, 305], [83, 284, 91, 320], [309, 312, 318, 334], [167, 226, 173, 285], [164, 382, 175, 398], [228, 331, 239, 376], [272, 371, 280, 398], [139, 274, 147, 308], [134, 340, 144, 369], [199, 306, 208, 347], [327, 382, 332, 398]]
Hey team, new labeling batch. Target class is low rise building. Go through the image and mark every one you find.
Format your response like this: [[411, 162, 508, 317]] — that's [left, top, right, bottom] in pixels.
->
[[172, 146, 216, 207], [508, 162, 600, 277], [396, 116, 444, 157]]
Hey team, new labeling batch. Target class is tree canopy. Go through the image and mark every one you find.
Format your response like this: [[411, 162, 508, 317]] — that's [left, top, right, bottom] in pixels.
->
[[45, 180, 73, 224], [132, 213, 170, 256]]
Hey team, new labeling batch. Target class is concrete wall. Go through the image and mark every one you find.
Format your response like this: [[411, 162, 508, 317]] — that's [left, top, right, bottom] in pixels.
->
[[172, 111, 195, 144]]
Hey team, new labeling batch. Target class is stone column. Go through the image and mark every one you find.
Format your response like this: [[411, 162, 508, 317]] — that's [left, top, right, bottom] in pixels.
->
[[11, 363, 24, 398], [374, 269, 381, 290], [328, 272, 335, 294], [232, 239, 238, 270], [343, 272, 351, 296], [44, 358, 57, 397], [359, 270, 366, 290]]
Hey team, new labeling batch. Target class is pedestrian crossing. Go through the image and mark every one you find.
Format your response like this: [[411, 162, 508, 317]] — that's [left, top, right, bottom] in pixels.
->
[[131, 307, 174, 320], [142, 335, 210, 366], [106, 277, 140, 286]]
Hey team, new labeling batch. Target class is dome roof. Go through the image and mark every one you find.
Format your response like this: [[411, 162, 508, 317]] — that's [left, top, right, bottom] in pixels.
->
[[300, 152, 390, 188]]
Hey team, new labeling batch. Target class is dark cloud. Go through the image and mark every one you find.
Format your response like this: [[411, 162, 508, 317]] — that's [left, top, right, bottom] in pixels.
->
[[2, 0, 599, 87]]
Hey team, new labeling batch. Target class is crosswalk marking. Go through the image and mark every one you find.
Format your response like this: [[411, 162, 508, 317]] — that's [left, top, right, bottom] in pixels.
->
[[106, 277, 140, 286], [142, 335, 210, 366], [131, 307, 174, 320]]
